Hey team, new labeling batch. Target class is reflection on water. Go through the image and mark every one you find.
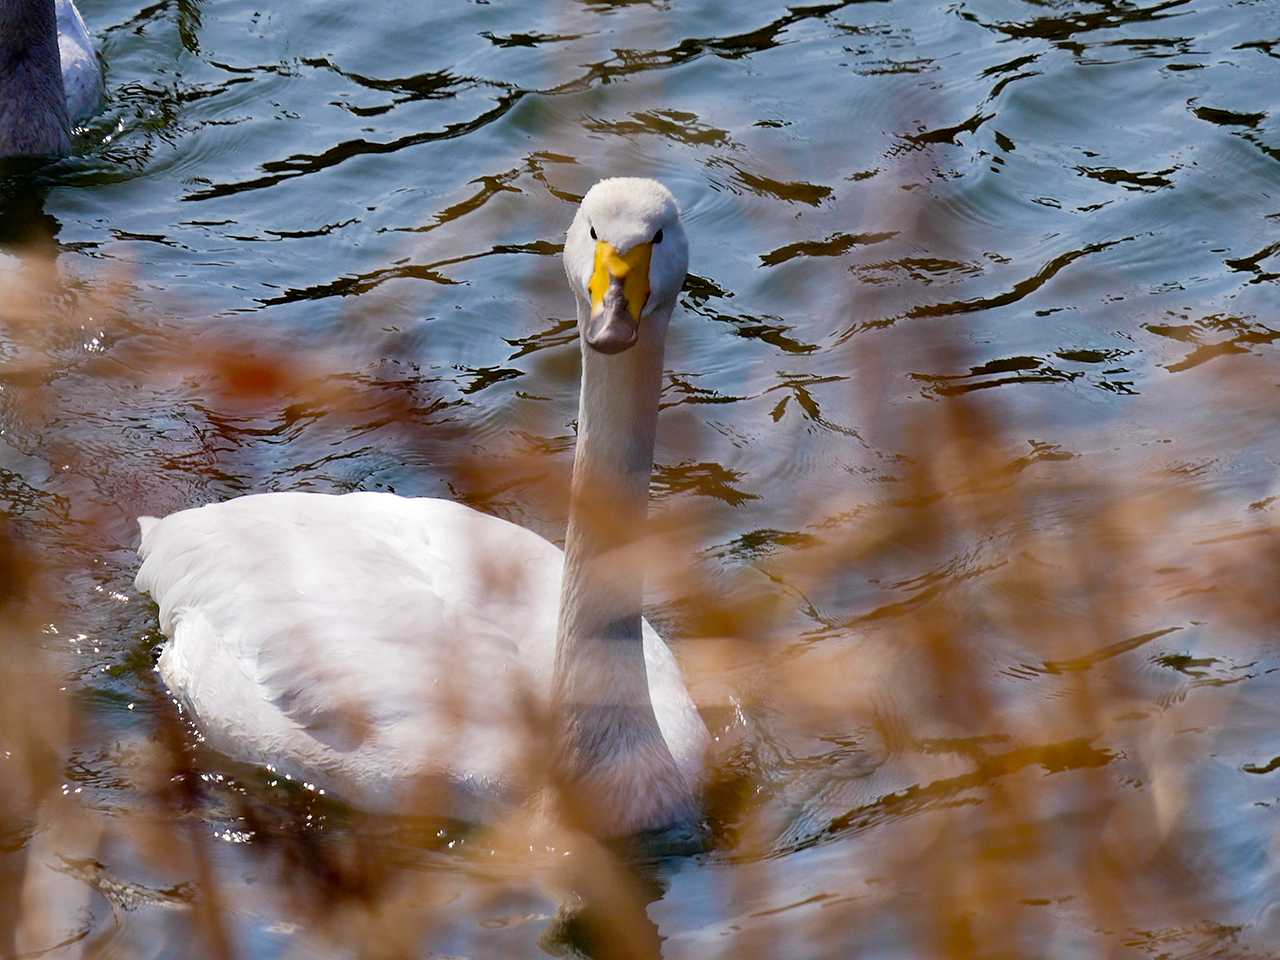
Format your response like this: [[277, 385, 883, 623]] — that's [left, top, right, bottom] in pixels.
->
[[1, 0, 1278, 955]]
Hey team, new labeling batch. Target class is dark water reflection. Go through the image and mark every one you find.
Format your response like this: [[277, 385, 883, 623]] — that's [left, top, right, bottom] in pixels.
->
[[2, 0, 1278, 955]]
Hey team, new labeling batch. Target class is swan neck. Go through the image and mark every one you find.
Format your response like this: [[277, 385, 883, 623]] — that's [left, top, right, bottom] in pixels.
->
[[558, 315, 666, 657], [0, 0, 71, 159], [549, 304, 699, 834]]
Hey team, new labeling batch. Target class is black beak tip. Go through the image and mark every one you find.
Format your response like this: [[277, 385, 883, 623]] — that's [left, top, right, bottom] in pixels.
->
[[585, 328, 639, 355]]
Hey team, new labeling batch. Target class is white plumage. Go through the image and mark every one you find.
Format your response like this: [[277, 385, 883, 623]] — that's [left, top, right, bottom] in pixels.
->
[[56, 0, 102, 123], [136, 179, 709, 835], [136, 492, 705, 815]]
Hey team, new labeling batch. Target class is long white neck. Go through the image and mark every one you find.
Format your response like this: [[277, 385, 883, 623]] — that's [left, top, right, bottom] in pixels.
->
[[551, 300, 696, 834], [0, 0, 71, 159]]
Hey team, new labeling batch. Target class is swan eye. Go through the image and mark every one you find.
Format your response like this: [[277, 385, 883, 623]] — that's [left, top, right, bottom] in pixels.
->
[[653, 229, 664, 244], [589, 225, 597, 240]]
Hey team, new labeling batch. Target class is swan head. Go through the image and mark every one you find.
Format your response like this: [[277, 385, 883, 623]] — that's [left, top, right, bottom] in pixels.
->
[[563, 178, 689, 355]]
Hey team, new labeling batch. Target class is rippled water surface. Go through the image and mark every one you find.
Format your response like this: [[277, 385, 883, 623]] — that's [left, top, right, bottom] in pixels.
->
[[3, 0, 1279, 955]]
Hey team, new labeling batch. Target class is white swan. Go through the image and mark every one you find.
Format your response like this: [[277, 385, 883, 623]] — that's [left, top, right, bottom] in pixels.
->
[[0, 0, 102, 158], [136, 178, 709, 836]]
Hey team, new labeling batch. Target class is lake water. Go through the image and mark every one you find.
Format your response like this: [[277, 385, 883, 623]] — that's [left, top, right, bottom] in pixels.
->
[[2, 0, 1279, 956]]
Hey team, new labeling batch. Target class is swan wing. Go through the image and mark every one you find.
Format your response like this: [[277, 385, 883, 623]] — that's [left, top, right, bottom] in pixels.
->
[[55, 0, 101, 122], [135, 491, 563, 807]]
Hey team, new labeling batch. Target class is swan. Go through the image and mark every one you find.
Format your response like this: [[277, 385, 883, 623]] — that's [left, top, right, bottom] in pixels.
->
[[135, 178, 709, 837], [0, 0, 102, 158]]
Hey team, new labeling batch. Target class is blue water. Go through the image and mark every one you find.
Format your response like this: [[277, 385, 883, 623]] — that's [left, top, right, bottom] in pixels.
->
[[2, 0, 1279, 955]]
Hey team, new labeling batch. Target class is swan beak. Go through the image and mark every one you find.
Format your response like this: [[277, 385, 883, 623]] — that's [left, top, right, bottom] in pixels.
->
[[586, 240, 652, 355]]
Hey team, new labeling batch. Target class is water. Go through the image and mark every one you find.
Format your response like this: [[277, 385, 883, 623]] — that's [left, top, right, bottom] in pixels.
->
[[2, 0, 1278, 956]]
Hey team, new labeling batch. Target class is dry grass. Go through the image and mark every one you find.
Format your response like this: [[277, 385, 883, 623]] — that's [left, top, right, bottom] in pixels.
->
[[1, 225, 1279, 960]]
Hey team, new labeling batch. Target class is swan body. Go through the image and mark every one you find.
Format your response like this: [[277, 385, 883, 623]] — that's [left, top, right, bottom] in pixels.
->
[[0, 0, 101, 159], [135, 492, 705, 815], [136, 179, 709, 835]]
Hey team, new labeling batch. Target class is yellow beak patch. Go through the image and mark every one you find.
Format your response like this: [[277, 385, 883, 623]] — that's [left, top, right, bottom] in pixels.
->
[[589, 240, 652, 322]]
